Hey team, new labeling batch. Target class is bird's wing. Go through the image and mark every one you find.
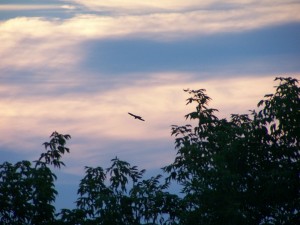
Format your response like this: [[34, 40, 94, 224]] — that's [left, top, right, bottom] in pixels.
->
[[128, 112, 145, 121], [128, 112, 136, 117]]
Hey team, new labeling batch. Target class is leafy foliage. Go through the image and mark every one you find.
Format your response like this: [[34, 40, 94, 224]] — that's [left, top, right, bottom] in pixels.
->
[[0, 132, 71, 225], [0, 77, 299, 225], [35, 131, 71, 169], [163, 77, 300, 224], [57, 157, 179, 225]]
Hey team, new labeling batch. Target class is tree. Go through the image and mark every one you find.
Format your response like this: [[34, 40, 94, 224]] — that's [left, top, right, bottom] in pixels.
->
[[1, 77, 299, 225], [0, 131, 71, 225], [163, 77, 299, 224], [56, 157, 181, 225]]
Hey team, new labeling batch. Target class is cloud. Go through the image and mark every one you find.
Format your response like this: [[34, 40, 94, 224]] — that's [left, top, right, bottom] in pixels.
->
[[2, 73, 292, 174], [61, 5, 77, 10], [61, 4, 300, 39], [68, 0, 212, 13], [69, 0, 296, 15], [0, 5, 64, 11], [0, 17, 82, 71], [1, 0, 300, 175], [68, 0, 300, 35], [2, 1, 300, 43], [81, 22, 300, 75], [1, 2, 300, 73]]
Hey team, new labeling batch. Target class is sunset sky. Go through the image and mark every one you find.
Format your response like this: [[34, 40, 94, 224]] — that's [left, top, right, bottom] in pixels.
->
[[1, 0, 300, 210]]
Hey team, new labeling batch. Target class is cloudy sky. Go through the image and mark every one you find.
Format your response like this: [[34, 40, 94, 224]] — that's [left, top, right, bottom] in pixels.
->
[[1, 0, 300, 210]]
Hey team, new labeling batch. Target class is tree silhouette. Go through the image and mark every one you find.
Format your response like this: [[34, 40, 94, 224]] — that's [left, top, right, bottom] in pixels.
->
[[0, 77, 299, 225], [163, 77, 299, 224], [0, 132, 71, 225]]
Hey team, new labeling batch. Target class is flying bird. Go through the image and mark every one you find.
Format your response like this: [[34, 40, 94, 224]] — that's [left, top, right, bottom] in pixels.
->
[[128, 112, 145, 121]]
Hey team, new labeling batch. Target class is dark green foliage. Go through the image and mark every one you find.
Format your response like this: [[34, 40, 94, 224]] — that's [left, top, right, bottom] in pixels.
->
[[57, 157, 178, 225], [163, 77, 300, 225], [35, 131, 71, 169], [0, 161, 34, 224], [1, 77, 299, 224], [0, 132, 71, 225]]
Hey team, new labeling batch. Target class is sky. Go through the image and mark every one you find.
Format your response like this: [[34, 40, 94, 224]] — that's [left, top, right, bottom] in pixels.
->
[[1, 0, 300, 210]]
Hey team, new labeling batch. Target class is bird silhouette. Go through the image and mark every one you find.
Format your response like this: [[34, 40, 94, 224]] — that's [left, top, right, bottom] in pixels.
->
[[128, 112, 145, 121]]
